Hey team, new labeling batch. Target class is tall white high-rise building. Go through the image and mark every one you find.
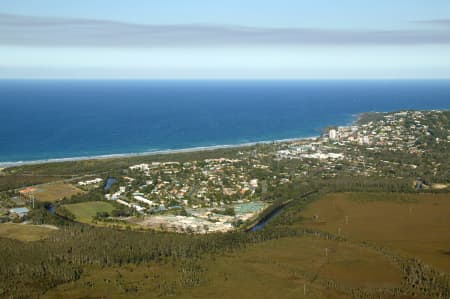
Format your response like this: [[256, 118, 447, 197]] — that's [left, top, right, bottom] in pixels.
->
[[329, 129, 337, 140]]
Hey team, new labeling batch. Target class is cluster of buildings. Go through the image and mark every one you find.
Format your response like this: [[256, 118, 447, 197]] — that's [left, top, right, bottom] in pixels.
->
[[0, 188, 32, 222], [101, 158, 271, 232], [277, 143, 344, 161], [0, 207, 30, 222], [273, 110, 449, 179], [107, 158, 265, 211], [77, 178, 103, 187], [325, 111, 448, 153]]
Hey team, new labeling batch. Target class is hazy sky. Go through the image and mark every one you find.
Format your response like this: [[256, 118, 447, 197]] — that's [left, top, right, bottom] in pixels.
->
[[1, 0, 450, 79]]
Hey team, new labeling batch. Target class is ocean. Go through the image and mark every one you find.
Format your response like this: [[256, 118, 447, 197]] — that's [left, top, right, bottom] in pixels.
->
[[1, 80, 450, 165]]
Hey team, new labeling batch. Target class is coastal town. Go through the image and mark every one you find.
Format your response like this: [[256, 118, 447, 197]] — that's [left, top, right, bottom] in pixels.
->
[[0, 110, 449, 233], [101, 157, 268, 233], [275, 110, 449, 180]]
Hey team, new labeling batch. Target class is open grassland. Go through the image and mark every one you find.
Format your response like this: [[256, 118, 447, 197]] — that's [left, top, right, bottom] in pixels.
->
[[31, 182, 84, 202], [300, 192, 450, 272], [44, 236, 403, 299], [0, 223, 56, 241], [63, 201, 115, 223]]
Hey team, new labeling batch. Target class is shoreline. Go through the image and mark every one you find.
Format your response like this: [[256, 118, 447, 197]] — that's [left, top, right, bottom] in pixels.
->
[[0, 135, 319, 168], [2, 108, 443, 169]]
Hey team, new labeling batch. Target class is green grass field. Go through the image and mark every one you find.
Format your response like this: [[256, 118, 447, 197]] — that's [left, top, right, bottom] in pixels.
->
[[63, 201, 115, 223], [0, 223, 56, 241]]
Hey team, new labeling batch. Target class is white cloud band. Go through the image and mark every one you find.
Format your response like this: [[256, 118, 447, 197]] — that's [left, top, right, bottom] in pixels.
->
[[1, 13, 450, 48]]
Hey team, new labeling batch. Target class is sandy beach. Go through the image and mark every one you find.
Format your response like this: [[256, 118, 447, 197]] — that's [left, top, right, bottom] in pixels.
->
[[0, 135, 319, 168]]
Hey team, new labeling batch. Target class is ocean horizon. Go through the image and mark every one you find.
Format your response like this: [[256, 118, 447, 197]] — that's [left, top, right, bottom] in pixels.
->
[[1, 79, 450, 166]]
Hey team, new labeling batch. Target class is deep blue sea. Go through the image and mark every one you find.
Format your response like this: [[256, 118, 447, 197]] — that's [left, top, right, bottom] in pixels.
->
[[1, 80, 450, 165]]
